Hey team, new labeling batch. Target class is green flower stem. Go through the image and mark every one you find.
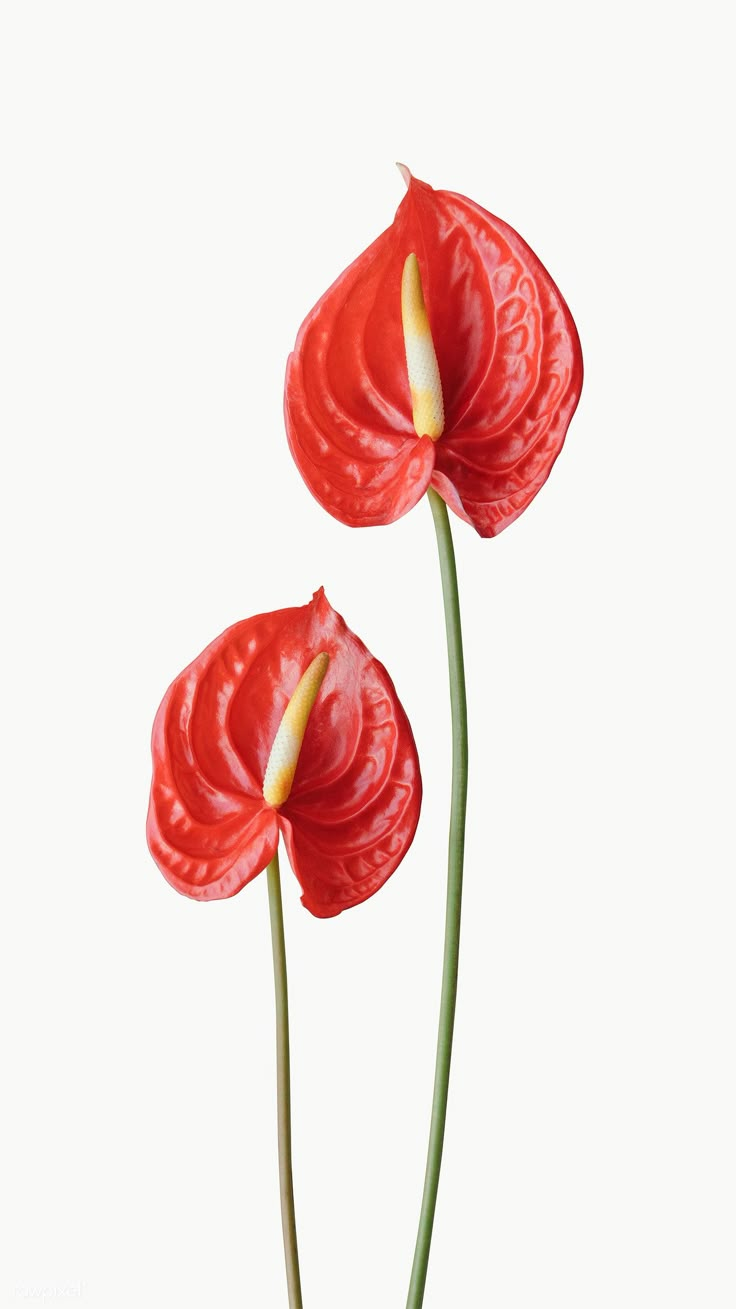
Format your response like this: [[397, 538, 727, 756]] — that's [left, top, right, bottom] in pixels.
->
[[407, 487, 469, 1309], [267, 850, 303, 1309]]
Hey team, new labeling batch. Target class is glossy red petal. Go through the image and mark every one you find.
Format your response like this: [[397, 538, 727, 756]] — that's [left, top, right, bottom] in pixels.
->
[[284, 172, 582, 535], [285, 204, 435, 527], [282, 635, 421, 917], [422, 187, 583, 535], [146, 614, 286, 900], [148, 794, 278, 901], [147, 591, 421, 912]]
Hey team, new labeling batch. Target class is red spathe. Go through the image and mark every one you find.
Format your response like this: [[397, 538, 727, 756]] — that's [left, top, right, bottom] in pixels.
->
[[147, 590, 421, 917], [285, 171, 583, 536]]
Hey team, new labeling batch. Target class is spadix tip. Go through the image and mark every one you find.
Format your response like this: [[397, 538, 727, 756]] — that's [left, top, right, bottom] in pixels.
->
[[262, 651, 331, 809]]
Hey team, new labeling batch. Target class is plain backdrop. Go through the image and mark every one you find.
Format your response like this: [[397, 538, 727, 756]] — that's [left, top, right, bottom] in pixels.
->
[[1, 2, 733, 1306]]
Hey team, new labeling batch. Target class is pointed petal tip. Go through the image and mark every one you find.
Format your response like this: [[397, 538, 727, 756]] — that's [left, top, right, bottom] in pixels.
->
[[396, 162, 412, 189]]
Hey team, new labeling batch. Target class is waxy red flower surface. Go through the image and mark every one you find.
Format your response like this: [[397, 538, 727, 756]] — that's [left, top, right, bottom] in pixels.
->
[[147, 590, 421, 918], [285, 170, 583, 537]]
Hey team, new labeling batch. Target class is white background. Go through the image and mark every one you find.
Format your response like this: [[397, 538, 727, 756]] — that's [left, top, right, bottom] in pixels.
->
[[1, 2, 733, 1306]]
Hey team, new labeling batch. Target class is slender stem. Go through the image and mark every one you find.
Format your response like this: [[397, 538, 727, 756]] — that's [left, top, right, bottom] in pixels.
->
[[267, 850, 303, 1309], [406, 488, 469, 1309]]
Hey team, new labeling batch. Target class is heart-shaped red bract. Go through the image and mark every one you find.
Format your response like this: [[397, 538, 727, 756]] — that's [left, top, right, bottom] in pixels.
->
[[147, 589, 421, 918], [285, 170, 583, 536]]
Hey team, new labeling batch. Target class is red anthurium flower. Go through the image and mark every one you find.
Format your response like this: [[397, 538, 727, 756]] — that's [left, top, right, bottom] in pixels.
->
[[285, 167, 583, 536], [147, 589, 421, 918]]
